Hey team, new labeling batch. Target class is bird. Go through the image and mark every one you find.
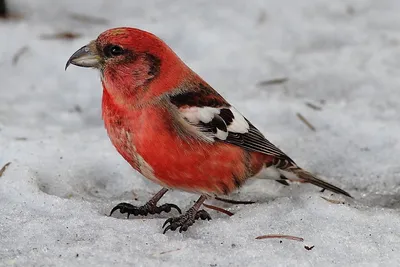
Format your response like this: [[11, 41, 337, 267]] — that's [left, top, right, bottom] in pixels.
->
[[66, 27, 351, 233]]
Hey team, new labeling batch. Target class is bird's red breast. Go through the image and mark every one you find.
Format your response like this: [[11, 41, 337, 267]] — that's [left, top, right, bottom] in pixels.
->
[[102, 84, 268, 195]]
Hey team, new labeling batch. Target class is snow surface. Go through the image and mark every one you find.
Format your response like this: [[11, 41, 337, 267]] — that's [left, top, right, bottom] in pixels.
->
[[1, 0, 400, 266]]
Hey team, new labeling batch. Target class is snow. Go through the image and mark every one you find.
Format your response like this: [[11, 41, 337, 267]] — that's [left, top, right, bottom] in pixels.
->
[[1, 0, 400, 266]]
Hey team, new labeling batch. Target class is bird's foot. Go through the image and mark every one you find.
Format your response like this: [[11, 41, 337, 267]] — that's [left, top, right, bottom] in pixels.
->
[[110, 201, 182, 219], [162, 208, 211, 233]]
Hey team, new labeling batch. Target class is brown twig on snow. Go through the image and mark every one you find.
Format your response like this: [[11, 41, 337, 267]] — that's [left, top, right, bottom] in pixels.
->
[[257, 77, 289, 87], [296, 113, 316, 131], [12, 46, 29, 65], [159, 248, 181, 255], [203, 203, 234, 217], [0, 162, 11, 177], [215, 196, 255, 205], [40, 32, 82, 40], [305, 102, 322, 111], [255, 234, 304, 242], [69, 13, 109, 25], [0, 13, 22, 20], [320, 196, 345, 205]]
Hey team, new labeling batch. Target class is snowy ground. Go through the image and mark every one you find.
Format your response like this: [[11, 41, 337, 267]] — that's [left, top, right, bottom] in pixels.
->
[[1, 0, 400, 266]]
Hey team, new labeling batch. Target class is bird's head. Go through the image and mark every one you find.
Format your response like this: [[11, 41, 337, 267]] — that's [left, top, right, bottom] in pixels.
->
[[66, 27, 190, 104]]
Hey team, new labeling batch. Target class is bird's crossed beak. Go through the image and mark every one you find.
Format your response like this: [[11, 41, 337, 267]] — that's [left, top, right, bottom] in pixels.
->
[[65, 41, 101, 70]]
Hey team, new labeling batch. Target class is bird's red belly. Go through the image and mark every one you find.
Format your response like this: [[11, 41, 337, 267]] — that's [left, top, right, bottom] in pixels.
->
[[102, 96, 265, 195], [136, 132, 252, 195]]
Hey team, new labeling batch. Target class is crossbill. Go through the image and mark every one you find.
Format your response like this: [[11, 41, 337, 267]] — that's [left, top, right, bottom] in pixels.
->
[[66, 27, 351, 233]]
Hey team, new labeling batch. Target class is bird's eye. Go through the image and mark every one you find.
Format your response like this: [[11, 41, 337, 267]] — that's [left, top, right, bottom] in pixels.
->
[[104, 45, 125, 57]]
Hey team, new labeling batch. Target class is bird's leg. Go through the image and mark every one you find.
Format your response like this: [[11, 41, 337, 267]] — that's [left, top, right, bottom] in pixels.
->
[[162, 195, 211, 234], [109, 188, 181, 218]]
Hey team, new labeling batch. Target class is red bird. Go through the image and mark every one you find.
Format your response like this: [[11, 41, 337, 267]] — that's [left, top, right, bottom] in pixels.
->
[[66, 27, 351, 233]]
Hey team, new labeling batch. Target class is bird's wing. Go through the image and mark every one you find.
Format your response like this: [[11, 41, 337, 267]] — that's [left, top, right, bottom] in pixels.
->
[[168, 86, 353, 198], [169, 87, 295, 163]]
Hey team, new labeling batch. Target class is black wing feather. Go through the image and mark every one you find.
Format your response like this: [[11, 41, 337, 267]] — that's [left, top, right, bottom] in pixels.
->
[[170, 89, 294, 163], [223, 120, 295, 164]]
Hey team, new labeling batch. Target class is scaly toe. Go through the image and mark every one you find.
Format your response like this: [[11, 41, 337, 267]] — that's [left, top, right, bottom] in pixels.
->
[[109, 202, 136, 217], [162, 209, 212, 234], [195, 209, 212, 221], [156, 203, 182, 215]]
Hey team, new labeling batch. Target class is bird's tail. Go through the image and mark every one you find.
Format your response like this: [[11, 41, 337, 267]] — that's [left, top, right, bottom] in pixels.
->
[[279, 166, 352, 198]]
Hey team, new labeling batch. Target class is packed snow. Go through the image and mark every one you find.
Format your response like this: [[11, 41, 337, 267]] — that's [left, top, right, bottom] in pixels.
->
[[1, 0, 400, 266]]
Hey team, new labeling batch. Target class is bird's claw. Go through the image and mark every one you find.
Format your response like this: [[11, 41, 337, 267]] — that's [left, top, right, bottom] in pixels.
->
[[195, 210, 211, 220], [162, 208, 211, 234], [110, 202, 182, 219]]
